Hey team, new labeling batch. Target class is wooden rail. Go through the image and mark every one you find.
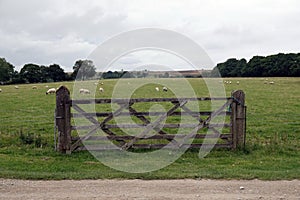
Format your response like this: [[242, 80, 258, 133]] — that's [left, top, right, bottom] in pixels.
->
[[55, 86, 246, 154]]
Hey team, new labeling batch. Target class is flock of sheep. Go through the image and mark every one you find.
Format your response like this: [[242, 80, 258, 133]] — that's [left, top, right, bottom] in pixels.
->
[[155, 86, 168, 92], [0, 84, 104, 95], [222, 79, 275, 85], [46, 86, 105, 95], [0, 79, 276, 94], [223, 80, 239, 85]]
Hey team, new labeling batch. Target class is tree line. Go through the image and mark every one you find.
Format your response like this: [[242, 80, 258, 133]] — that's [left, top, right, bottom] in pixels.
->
[[1, 52, 300, 84], [211, 53, 300, 77], [0, 58, 97, 84]]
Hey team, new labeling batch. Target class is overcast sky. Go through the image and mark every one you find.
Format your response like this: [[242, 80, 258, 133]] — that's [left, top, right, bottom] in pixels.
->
[[0, 0, 299, 71]]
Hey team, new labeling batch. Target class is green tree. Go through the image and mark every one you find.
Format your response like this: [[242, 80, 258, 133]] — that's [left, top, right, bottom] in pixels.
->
[[0, 58, 14, 83], [20, 63, 42, 83], [11, 70, 25, 84], [289, 54, 300, 76], [72, 60, 96, 80], [46, 64, 66, 82], [212, 58, 246, 77], [243, 56, 265, 77]]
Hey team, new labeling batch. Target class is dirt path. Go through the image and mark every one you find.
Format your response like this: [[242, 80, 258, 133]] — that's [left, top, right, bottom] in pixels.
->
[[0, 179, 299, 200]]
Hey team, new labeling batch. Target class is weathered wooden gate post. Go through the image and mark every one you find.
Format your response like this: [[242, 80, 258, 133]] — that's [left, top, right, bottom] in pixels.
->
[[56, 86, 72, 154], [231, 90, 246, 149]]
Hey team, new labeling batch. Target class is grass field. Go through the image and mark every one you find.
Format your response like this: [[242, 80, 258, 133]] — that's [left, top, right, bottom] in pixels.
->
[[0, 77, 299, 180]]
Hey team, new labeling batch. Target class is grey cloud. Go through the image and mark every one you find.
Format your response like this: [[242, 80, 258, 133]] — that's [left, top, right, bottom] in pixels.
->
[[0, 0, 300, 70]]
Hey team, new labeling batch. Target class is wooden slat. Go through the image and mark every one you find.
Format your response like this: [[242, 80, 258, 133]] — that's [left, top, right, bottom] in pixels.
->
[[77, 143, 232, 151], [71, 123, 231, 130], [72, 133, 232, 141], [70, 97, 231, 105], [71, 111, 231, 118]]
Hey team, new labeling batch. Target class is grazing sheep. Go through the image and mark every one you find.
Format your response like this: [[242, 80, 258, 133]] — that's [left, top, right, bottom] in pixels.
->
[[32, 86, 37, 89], [0, 89, 2, 92], [236, 81, 240, 85], [15, 86, 19, 89], [229, 81, 232, 84], [79, 88, 90, 94], [155, 87, 159, 92], [99, 87, 104, 93], [100, 82, 104, 85], [46, 88, 56, 95], [269, 81, 275, 84], [45, 85, 49, 88], [162, 86, 168, 92]]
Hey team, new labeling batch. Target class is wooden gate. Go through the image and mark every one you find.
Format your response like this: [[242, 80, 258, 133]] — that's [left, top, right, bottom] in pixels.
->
[[55, 86, 246, 154]]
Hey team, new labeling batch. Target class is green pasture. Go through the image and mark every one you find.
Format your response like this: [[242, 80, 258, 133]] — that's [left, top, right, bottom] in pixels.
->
[[0, 77, 299, 180]]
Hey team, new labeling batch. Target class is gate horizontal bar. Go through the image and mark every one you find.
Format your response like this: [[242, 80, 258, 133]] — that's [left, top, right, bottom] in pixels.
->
[[71, 111, 231, 118], [71, 123, 231, 130], [70, 97, 231, 104]]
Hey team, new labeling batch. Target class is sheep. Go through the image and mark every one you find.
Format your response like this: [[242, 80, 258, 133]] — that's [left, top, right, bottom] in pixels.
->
[[79, 88, 90, 94], [236, 81, 240, 85], [155, 87, 159, 92], [162, 86, 168, 92], [99, 87, 104, 93], [46, 88, 56, 95], [15, 86, 19, 89], [0, 89, 2, 93], [32, 86, 37, 89], [269, 81, 275, 84], [45, 85, 49, 88]]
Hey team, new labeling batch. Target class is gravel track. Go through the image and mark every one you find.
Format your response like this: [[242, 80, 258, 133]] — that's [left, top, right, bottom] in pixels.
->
[[1, 179, 299, 200]]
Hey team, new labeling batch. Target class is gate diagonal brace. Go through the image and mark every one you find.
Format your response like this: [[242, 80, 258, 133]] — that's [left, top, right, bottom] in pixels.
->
[[122, 100, 188, 150], [71, 102, 130, 152], [128, 106, 180, 147], [178, 98, 233, 146], [180, 104, 205, 123]]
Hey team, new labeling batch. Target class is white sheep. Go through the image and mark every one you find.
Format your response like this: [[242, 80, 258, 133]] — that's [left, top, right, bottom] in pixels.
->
[[32, 86, 37, 89], [15, 86, 19, 89], [99, 87, 104, 93], [45, 85, 49, 88], [79, 88, 90, 94], [155, 87, 159, 92], [46, 88, 56, 95], [0, 89, 2, 93], [236, 81, 240, 85], [269, 81, 275, 84], [162, 86, 168, 92]]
